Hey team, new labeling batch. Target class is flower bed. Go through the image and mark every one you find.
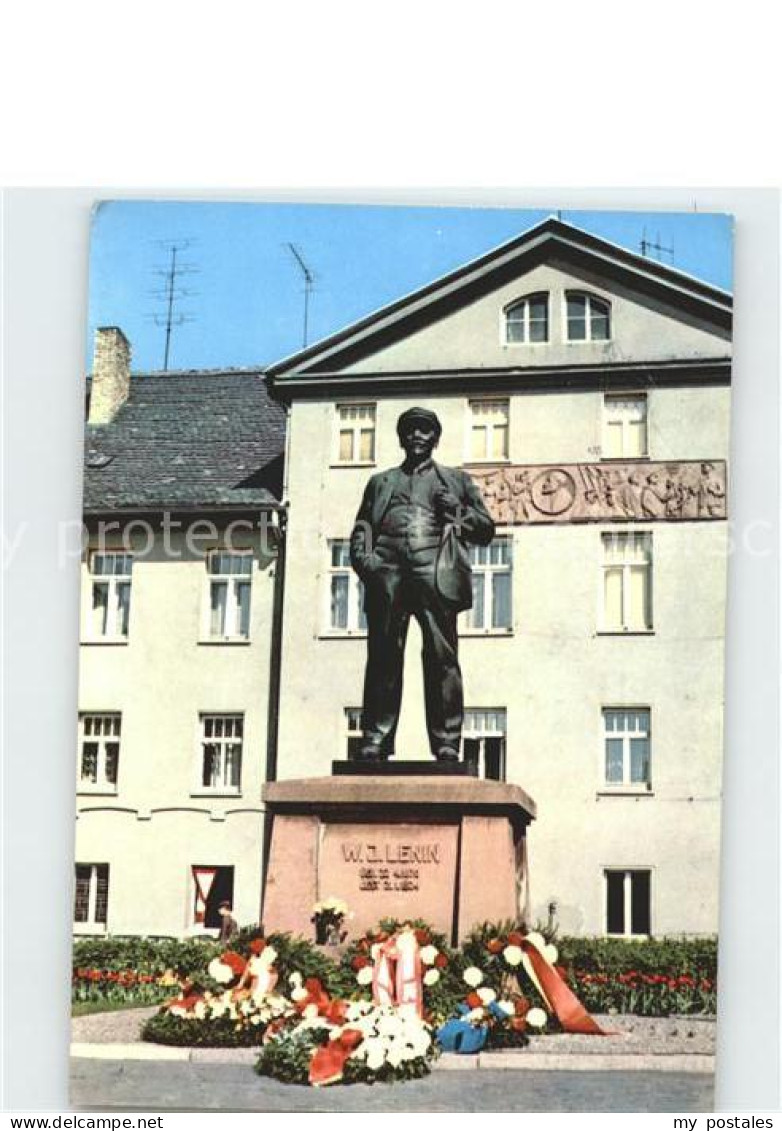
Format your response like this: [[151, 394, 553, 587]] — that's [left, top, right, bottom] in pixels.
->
[[566, 969, 716, 1016], [555, 936, 717, 1016]]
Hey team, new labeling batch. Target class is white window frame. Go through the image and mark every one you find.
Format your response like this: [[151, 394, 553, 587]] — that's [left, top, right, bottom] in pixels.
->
[[564, 291, 612, 343], [602, 393, 648, 459], [77, 712, 121, 794], [466, 399, 510, 463], [333, 403, 377, 467], [203, 550, 254, 641], [462, 709, 507, 780], [600, 707, 652, 792], [462, 537, 513, 634], [86, 552, 133, 641], [502, 293, 549, 345], [603, 868, 653, 937], [344, 706, 364, 760], [599, 531, 653, 633], [194, 713, 244, 795], [324, 540, 367, 636], [73, 863, 109, 933]]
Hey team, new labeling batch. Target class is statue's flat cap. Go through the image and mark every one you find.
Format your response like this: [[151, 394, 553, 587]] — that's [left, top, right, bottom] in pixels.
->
[[396, 406, 442, 435]]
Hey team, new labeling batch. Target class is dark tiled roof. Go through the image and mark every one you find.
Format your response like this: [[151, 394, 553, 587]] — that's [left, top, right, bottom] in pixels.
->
[[83, 369, 286, 513]]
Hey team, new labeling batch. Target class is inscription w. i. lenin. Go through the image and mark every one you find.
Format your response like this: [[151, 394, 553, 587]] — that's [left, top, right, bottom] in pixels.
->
[[341, 842, 441, 864], [341, 842, 442, 893]]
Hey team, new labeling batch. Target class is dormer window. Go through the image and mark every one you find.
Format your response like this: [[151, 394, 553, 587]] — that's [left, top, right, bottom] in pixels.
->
[[566, 292, 611, 341], [504, 293, 548, 344]]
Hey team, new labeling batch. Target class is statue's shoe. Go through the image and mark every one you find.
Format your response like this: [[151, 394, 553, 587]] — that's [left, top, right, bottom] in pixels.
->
[[435, 746, 459, 763], [354, 745, 388, 763]]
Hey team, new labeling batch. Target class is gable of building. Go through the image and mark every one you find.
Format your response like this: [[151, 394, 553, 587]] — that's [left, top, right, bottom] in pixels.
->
[[267, 218, 731, 391]]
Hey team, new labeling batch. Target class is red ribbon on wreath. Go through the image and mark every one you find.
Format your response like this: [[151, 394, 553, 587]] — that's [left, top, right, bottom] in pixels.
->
[[309, 1027, 364, 1087], [520, 935, 608, 1035]]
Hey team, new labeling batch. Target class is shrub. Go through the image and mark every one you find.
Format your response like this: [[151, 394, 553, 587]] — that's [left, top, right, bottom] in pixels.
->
[[142, 1010, 267, 1048]]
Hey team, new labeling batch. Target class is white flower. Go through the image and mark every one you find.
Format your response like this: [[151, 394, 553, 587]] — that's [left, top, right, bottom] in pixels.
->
[[465, 1008, 484, 1023], [526, 1007, 547, 1029], [370, 943, 382, 962], [419, 945, 438, 966], [423, 969, 440, 987], [289, 971, 303, 987], [303, 1003, 319, 1021], [503, 945, 523, 967], [208, 958, 235, 984], [477, 986, 496, 1004], [497, 999, 515, 1017], [356, 965, 374, 986], [543, 944, 558, 965], [346, 1001, 372, 1022], [386, 1045, 404, 1068], [525, 931, 546, 952], [364, 1039, 385, 1072], [463, 966, 484, 987], [290, 986, 309, 1002], [193, 1000, 207, 1019], [258, 945, 277, 966]]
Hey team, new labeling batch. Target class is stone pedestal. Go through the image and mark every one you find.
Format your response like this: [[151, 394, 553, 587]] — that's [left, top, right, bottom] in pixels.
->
[[261, 775, 536, 945]]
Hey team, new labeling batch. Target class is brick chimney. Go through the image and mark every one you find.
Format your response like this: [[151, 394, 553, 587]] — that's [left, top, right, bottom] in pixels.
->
[[88, 327, 131, 425]]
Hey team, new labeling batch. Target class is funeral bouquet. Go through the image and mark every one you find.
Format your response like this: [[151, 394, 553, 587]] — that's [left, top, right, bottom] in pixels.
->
[[456, 923, 607, 1040], [341, 919, 464, 1024], [311, 897, 350, 945], [256, 978, 436, 1086]]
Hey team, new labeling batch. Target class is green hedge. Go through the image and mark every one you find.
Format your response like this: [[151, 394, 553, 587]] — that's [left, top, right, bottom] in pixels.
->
[[73, 931, 719, 1018], [73, 936, 221, 978], [555, 936, 717, 978], [554, 936, 717, 1016]]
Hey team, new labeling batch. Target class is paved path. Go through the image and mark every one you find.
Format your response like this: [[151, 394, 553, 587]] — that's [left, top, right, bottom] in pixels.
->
[[71, 1059, 714, 1112], [72, 1008, 716, 1056]]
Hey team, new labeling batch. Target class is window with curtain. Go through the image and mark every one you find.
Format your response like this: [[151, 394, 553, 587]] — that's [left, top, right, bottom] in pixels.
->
[[78, 713, 121, 793], [603, 708, 651, 788], [505, 293, 549, 343], [327, 540, 367, 633], [469, 400, 509, 461], [603, 395, 648, 458], [465, 538, 513, 632], [336, 404, 376, 464], [566, 292, 611, 341], [605, 869, 651, 935], [199, 714, 244, 792], [601, 532, 652, 631], [462, 708, 507, 780], [89, 552, 133, 639], [207, 551, 253, 639]]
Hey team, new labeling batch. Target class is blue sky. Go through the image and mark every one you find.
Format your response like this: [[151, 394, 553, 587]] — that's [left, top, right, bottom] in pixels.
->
[[88, 201, 734, 373]]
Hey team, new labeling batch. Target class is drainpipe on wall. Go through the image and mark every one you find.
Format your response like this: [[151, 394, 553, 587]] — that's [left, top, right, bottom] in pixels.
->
[[261, 504, 288, 925]]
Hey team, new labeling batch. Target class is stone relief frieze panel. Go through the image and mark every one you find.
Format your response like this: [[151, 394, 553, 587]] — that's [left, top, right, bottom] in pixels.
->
[[468, 460, 727, 524]]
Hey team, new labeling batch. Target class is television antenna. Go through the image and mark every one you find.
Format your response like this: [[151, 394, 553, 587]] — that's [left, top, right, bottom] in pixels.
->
[[286, 242, 314, 348], [146, 239, 199, 370], [639, 228, 675, 265]]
